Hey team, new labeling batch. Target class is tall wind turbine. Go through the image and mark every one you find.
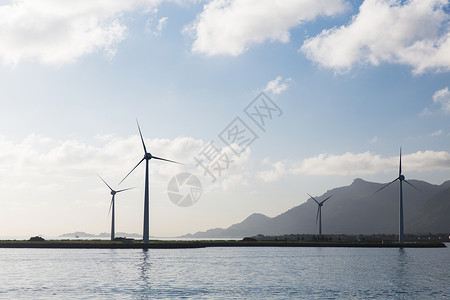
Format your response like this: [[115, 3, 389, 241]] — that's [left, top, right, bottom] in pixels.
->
[[375, 148, 419, 243], [120, 120, 181, 243], [308, 193, 332, 239], [98, 175, 133, 241]]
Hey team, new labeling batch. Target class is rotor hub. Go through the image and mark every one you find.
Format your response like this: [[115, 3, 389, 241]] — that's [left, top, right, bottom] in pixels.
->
[[399, 175, 405, 181], [111, 191, 116, 195], [145, 152, 153, 160]]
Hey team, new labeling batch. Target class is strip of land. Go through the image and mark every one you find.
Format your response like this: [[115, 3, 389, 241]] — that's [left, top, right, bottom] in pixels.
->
[[0, 240, 446, 249]]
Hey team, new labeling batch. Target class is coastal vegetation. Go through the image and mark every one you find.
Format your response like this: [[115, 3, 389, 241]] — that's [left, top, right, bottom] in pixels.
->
[[0, 238, 445, 249]]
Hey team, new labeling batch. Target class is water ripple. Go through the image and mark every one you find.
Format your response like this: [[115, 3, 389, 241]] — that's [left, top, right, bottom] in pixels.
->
[[0, 246, 448, 298]]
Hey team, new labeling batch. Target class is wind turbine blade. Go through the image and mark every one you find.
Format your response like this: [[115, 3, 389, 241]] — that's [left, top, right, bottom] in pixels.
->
[[116, 187, 135, 193], [375, 178, 398, 193], [119, 158, 145, 185], [404, 179, 421, 192], [136, 119, 147, 154], [320, 195, 332, 205], [308, 193, 320, 205], [316, 207, 320, 224], [108, 197, 113, 215], [97, 174, 113, 192], [152, 156, 183, 165], [399, 147, 402, 177]]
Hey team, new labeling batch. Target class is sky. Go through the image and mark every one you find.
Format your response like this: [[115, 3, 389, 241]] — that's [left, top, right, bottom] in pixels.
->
[[0, 0, 449, 238]]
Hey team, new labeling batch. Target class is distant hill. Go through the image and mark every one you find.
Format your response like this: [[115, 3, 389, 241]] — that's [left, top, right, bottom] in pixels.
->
[[181, 178, 450, 238], [60, 232, 141, 238], [182, 213, 271, 238]]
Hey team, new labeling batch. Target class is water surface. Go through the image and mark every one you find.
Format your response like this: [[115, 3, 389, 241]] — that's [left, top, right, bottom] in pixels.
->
[[0, 245, 448, 299]]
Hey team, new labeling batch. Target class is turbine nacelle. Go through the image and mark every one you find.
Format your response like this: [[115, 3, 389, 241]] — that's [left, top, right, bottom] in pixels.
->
[[307, 193, 332, 235], [111, 190, 116, 196], [399, 175, 405, 181], [144, 152, 153, 160]]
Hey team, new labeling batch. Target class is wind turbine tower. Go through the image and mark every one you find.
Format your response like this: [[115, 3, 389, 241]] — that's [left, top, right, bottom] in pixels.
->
[[308, 193, 332, 239], [375, 148, 419, 243], [120, 120, 181, 243], [98, 175, 133, 241]]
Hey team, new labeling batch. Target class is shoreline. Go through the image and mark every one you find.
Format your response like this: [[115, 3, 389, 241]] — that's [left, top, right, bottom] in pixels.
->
[[0, 240, 446, 249]]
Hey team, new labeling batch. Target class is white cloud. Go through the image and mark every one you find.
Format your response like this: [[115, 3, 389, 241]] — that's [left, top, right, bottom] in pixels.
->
[[0, 133, 199, 184], [369, 136, 378, 144], [147, 16, 169, 36], [157, 17, 168, 32], [430, 129, 443, 136], [0, 133, 255, 196], [198, 143, 253, 191], [185, 0, 349, 56], [257, 150, 450, 181], [0, 133, 258, 236], [0, 0, 165, 65], [433, 87, 450, 113], [257, 160, 286, 182], [264, 76, 292, 95], [420, 107, 432, 117], [422, 87, 450, 115], [301, 0, 450, 74], [1, 133, 449, 236], [220, 174, 248, 191]]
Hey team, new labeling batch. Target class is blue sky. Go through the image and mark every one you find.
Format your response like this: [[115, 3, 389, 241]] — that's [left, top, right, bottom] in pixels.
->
[[0, 0, 449, 237]]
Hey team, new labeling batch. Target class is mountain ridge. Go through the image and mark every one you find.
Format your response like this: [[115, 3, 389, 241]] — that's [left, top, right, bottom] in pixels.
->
[[181, 178, 450, 238]]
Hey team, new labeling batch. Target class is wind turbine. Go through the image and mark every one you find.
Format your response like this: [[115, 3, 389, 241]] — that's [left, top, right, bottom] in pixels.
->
[[308, 193, 332, 239], [120, 120, 181, 243], [98, 174, 133, 241], [375, 148, 419, 243]]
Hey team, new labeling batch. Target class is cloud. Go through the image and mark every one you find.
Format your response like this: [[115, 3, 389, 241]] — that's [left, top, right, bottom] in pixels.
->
[[220, 174, 248, 191], [185, 0, 349, 56], [0, 0, 164, 65], [422, 87, 450, 115], [420, 107, 432, 117], [369, 136, 378, 144], [194, 141, 253, 191], [147, 16, 169, 36], [0, 133, 199, 184], [301, 0, 450, 74], [257, 160, 287, 182], [257, 150, 450, 181], [433, 87, 450, 113], [157, 17, 168, 32], [430, 129, 443, 136], [0, 133, 255, 196], [264, 76, 292, 95]]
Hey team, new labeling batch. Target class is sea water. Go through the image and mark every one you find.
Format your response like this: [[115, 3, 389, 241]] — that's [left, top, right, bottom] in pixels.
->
[[0, 245, 448, 299]]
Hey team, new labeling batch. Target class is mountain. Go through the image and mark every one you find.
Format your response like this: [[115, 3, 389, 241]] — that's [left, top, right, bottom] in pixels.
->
[[182, 213, 271, 238], [59, 232, 141, 238], [181, 178, 450, 238], [59, 231, 97, 238]]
